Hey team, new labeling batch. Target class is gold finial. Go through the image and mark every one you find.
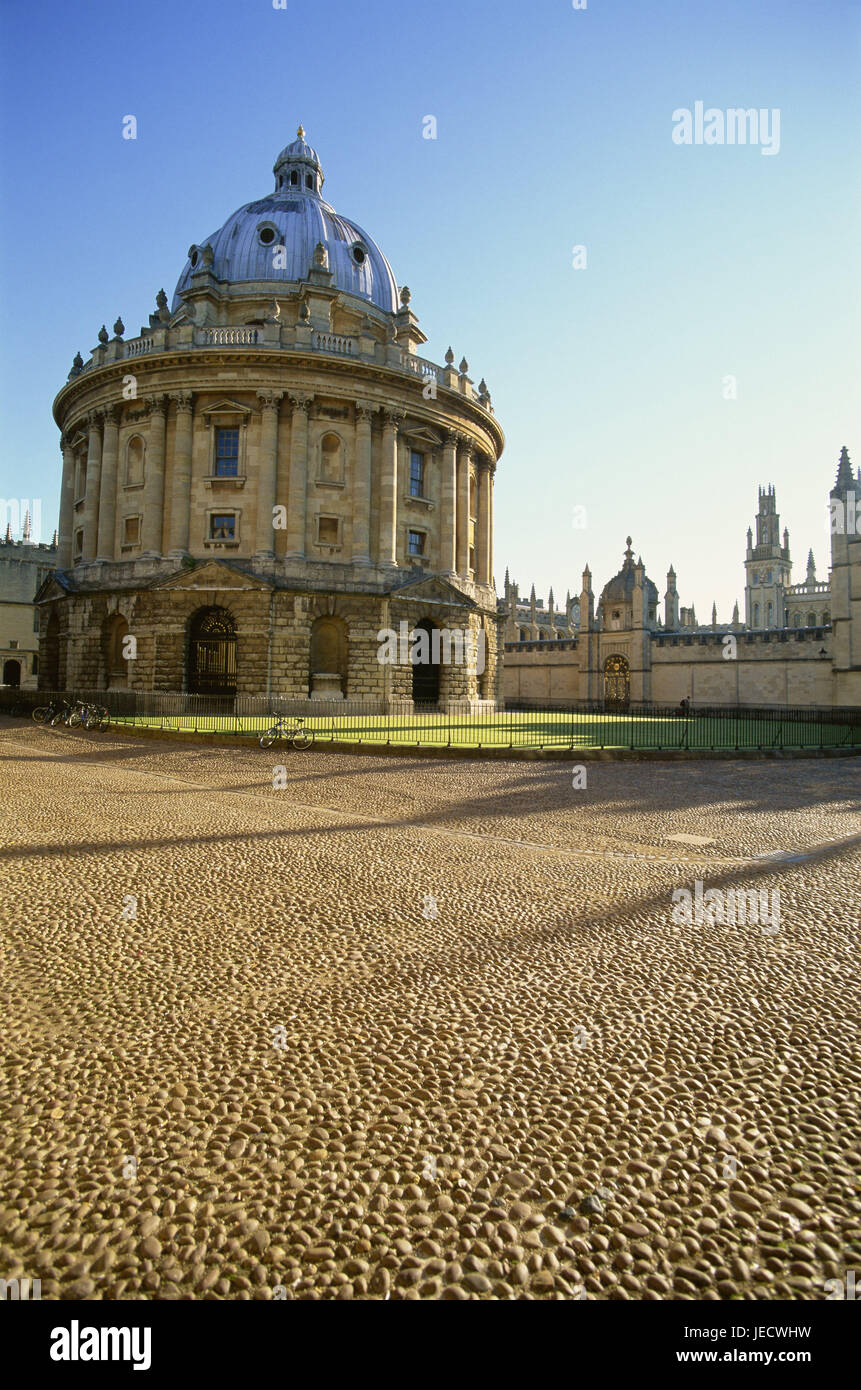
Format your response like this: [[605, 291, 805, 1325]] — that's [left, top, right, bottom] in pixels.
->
[[297, 123, 305, 140]]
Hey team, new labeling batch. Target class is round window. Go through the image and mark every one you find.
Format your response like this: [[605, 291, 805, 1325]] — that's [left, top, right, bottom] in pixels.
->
[[190, 249, 199, 268], [258, 226, 277, 246], [351, 244, 367, 265]]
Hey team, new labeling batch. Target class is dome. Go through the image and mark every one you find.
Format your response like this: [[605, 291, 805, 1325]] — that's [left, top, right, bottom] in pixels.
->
[[600, 538, 659, 605], [172, 126, 400, 314]]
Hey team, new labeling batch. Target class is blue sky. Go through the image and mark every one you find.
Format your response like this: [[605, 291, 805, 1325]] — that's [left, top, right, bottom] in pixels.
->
[[1, 0, 858, 618]]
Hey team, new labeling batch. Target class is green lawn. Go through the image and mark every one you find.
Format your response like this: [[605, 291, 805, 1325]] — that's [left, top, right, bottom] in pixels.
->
[[107, 709, 858, 752]]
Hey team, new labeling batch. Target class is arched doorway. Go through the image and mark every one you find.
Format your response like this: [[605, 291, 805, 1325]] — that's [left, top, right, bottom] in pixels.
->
[[41, 611, 61, 690], [603, 653, 630, 710], [411, 618, 441, 705], [187, 607, 237, 697], [309, 615, 347, 697], [3, 659, 21, 687]]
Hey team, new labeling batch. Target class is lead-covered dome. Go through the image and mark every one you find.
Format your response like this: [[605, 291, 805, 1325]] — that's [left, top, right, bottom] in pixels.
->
[[172, 126, 400, 314]]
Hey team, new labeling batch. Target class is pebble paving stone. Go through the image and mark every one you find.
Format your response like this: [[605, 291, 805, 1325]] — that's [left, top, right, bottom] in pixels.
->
[[1, 723, 859, 1300]]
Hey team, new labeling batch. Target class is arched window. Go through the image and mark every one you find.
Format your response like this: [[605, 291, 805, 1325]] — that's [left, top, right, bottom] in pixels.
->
[[753, 603, 760, 627], [767, 602, 773, 626], [823, 611, 830, 624], [290, 171, 298, 186], [793, 613, 801, 627], [126, 435, 145, 486], [106, 613, 130, 688], [305, 173, 313, 189], [319, 432, 344, 484], [807, 612, 816, 627], [519, 628, 529, 642], [309, 615, 348, 697], [2, 659, 21, 688]]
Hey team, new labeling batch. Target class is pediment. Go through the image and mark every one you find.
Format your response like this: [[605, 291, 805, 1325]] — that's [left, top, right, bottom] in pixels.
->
[[200, 398, 256, 419], [153, 560, 272, 592], [390, 573, 478, 608], [35, 573, 71, 602], [404, 426, 442, 448]]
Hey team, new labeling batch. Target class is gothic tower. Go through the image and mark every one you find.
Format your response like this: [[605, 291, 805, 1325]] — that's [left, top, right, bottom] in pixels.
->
[[744, 484, 791, 628]]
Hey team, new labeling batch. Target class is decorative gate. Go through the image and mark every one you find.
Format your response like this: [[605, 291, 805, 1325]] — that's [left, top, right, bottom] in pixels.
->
[[188, 607, 237, 697], [603, 653, 630, 710]]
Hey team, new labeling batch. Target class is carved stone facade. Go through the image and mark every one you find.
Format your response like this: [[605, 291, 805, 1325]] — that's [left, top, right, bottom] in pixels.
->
[[503, 451, 861, 709], [38, 131, 504, 708]]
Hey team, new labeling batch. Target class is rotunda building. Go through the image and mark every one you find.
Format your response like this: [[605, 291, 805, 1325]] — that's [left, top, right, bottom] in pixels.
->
[[40, 128, 504, 707]]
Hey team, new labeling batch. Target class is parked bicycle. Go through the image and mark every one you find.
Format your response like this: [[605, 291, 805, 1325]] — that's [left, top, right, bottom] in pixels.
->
[[33, 698, 66, 725], [259, 715, 313, 750], [33, 698, 110, 730], [69, 699, 110, 730]]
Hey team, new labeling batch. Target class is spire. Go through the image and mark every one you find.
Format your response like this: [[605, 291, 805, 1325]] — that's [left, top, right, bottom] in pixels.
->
[[835, 445, 853, 488], [4, 523, 10, 542], [52, 528, 58, 547], [623, 535, 634, 566], [711, 601, 717, 626], [22, 509, 30, 541], [732, 600, 740, 626]]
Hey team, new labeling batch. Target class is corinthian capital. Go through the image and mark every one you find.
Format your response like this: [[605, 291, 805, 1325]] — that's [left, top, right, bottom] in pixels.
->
[[257, 388, 284, 412], [172, 390, 194, 414], [288, 391, 314, 415], [355, 399, 377, 423], [85, 409, 103, 431], [147, 393, 168, 417], [383, 407, 406, 429], [102, 404, 121, 427]]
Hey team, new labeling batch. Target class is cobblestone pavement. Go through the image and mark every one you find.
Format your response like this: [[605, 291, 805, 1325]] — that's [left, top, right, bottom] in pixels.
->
[[1, 722, 859, 1300]]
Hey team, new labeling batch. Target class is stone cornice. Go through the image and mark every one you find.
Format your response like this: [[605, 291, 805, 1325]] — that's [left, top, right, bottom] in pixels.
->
[[53, 350, 504, 457]]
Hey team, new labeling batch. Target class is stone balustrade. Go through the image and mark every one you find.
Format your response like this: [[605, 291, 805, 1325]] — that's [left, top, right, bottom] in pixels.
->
[[71, 326, 492, 412]]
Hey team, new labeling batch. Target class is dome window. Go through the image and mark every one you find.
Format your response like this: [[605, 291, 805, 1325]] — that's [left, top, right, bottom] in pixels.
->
[[189, 245, 199, 268], [257, 223, 279, 247], [351, 243, 368, 266], [305, 173, 313, 189], [290, 171, 299, 186]]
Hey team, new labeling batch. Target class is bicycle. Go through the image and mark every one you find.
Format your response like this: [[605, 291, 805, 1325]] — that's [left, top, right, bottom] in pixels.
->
[[259, 714, 314, 750], [33, 698, 65, 725], [80, 701, 110, 731], [49, 699, 75, 727]]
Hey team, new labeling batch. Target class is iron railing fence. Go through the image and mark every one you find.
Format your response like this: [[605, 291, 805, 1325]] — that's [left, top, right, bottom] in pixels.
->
[[3, 689, 861, 752]]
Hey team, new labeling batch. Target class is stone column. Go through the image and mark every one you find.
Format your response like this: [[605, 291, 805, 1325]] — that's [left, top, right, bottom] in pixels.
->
[[456, 438, 471, 576], [439, 431, 458, 574], [141, 395, 167, 555], [352, 401, 375, 564], [477, 457, 491, 585], [57, 434, 76, 568], [168, 391, 194, 555], [255, 389, 282, 557], [379, 408, 404, 566], [285, 392, 313, 559], [81, 411, 103, 561], [96, 405, 120, 560], [487, 463, 495, 590]]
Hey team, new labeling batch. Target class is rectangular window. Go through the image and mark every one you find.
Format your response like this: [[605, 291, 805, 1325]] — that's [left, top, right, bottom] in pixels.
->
[[215, 427, 240, 477], [409, 450, 424, 497], [317, 517, 339, 545], [123, 516, 141, 545], [210, 514, 236, 540], [408, 530, 425, 557]]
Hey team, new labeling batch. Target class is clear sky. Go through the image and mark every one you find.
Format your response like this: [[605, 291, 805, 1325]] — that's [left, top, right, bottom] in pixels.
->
[[1, 0, 858, 619]]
